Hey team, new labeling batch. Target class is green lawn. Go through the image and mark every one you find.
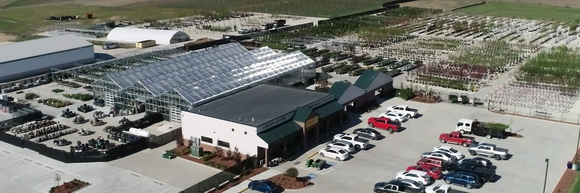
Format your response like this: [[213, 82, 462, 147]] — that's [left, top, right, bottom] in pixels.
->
[[3, 0, 67, 8], [571, 172, 580, 193], [139, 0, 390, 18], [454, 1, 580, 23]]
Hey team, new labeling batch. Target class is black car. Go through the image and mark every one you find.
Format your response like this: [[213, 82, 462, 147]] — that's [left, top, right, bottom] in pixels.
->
[[374, 179, 424, 193], [352, 128, 382, 140], [462, 157, 495, 169], [53, 139, 71, 146], [447, 162, 496, 183]]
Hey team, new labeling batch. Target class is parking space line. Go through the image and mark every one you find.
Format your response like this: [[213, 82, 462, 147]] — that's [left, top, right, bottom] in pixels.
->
[[303, 152, 318, 161], [238, 187, 249, 193]]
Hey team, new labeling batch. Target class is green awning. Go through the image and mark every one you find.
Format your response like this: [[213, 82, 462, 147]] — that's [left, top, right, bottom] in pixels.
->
[[315, 101, 343, 119], [258, 121, 302, 144], [293, 107, 313, 122]]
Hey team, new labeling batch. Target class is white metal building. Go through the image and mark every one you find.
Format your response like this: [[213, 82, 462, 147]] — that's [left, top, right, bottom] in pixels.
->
[[0, 34, 94, 83], [106, 28, 190, 45], [182, 84, 345, 162]]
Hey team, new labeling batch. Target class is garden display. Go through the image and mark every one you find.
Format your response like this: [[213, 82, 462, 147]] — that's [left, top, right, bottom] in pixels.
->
[[10, 120, 57, 134], [49, 179, 90, 193], [78, 128, 94, 136], [73, 116, 87, 124], [90, 118, 105, 126], [61, 109, 77, 118], [93, 111, 106, 118], [39, 98, 72, 108], [489, 46, 580, 113], [77, 104, 94, 113], [64, 93, 94, 101], [33, 128, 78, 143], [305, 159, 326, 170]]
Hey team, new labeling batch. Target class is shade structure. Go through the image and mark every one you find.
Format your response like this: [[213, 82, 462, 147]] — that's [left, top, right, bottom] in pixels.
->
[[106, 27, 190, 45]]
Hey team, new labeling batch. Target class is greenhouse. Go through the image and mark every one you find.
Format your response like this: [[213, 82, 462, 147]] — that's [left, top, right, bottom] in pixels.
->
[[92, 43, 315, 123]]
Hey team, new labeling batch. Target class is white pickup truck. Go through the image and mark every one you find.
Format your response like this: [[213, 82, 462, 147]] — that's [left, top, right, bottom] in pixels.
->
[[385, 105, 418, 119], [333, 133, 369, 150]]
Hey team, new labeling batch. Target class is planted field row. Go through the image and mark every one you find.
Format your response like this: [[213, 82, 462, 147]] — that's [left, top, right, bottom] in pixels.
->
[[517, 46, 580, 88], [448, 41, 525, 69]]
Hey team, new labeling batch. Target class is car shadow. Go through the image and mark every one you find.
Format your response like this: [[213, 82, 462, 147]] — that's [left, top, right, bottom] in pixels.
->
[[397, 127, 407, 133], [364, 144, 376, 151], [489, 174, 502, 183], [503, 154, 513, 161], [274, 187, 286, 193], [414, 114, 424, 118]]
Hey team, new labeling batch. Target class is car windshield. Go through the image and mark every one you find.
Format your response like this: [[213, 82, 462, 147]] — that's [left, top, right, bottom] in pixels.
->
[[412, 181, 422, 187], [263, 181, 275, 187], [430, 167, 440, 172], [449, 148, 458, 153], [338, 150, 347, 154]]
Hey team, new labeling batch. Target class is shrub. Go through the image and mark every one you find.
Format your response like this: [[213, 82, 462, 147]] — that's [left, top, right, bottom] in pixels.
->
[[182, 147, 191, 155], [202, 153, 214, 161], [226, 149, 233, 159], [241, 166, 248, 176], [24, 93, 39, 100], [233, 147, 242, 162], [63, 93, 94, 101], [214, 146, 224, 157], [284, 167, 299, 178], [52, 89, 64, 93]]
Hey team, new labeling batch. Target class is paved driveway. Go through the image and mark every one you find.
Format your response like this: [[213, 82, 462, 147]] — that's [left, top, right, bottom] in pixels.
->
[[275, 98, 577, 193]]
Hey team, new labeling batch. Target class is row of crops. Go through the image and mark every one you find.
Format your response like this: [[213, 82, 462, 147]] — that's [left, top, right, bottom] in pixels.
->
[[517, 46, 580, 88], [320, 56, 414, 77]]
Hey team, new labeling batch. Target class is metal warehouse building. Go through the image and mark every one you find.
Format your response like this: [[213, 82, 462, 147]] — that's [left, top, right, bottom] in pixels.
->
[[106, 28, 191, 45], [0, 34, 94, 83], [92, 43, 316, 123], [182, 84, 345, 165]]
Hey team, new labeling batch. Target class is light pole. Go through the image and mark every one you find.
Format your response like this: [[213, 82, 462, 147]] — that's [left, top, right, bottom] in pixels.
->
[[543, 158, 549, 193]]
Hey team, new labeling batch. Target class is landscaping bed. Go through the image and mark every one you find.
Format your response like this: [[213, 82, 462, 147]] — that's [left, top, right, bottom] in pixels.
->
[[211, 167, 269, 193], [63, 93, 94, 101], [268, 174, 312, 190], [49, 179, 90, 193], [24, 93, 39, 100], [38, 98, 72, 108]]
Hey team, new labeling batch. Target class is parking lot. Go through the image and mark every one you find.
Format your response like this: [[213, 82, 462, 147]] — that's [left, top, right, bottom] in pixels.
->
[[275, 98, 577, 193]]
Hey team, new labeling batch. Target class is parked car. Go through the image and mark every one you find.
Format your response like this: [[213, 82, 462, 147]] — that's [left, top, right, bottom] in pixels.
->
[[467, 142, 509, 160], [333, 133, 369, 150], [439, 132, 475, 147], [367, 117, 400, 133], [352, 128, 381, 140], [433, 146, 465, 160], [421, 151, 457, 163], [386, 105, 418, 118], [319, 147, 350, 161], [443, 171, 481, 189], [446, 162, 496, 183], [406, 165, 443, 180], [326, 140, 356, 153], [379, 111, 408, 122], [426, 184, 470, 193], [248, 180, 278, 193], [102, 42, 119, 50], [396, 170, 433, 185], [461, 157, 495, 169], [417, 158, 447, 170], [455, 119, 507, 139], [374, 179, 425, 193]]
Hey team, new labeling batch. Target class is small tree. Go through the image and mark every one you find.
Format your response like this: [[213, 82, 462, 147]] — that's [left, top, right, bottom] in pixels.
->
[[226, 149, 233, 160], [233, 147, 242, 162], [186, 139, 193, 147], [245, 153, 251, 161], [174, 133, 183, 147], [284, 167, 299, 178], [213, 146, 224, 158], [55, 173, 61, 188]]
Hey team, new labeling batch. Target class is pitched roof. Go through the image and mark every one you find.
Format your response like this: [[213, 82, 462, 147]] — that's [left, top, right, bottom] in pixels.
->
[[293, 107, 313, 122], [258, 121, 302, 144], [314, 101, 343, 119], [328, 81, 350, 99], [0, 34, 93, 64], [354, 70, 393, 90]]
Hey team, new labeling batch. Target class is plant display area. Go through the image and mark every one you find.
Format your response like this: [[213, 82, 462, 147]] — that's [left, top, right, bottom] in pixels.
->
[[38, 98, 73, 108], [63, 93, 94, 101], [49, 179, 90, 193], [490, 46, 580, 113], [267, 167, 312, 190]]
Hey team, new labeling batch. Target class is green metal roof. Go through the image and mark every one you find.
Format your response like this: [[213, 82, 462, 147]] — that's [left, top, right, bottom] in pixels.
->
[[354, 70, 380, 90], [315, 101, 343, 119], [327, 81, 351, 99], [258, 121, 302, 144], [293, 107, 313, 122]]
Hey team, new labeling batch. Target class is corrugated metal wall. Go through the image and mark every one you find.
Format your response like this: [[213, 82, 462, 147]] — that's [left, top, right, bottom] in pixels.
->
[[0, 46, 94, 83]]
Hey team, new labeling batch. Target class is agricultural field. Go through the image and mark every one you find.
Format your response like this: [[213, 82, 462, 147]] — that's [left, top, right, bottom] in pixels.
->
[[454, 1, 580, 23]]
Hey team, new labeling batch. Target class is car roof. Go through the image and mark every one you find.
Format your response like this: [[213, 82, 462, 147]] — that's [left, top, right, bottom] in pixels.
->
[[439, 184, 451, 190], [456, 171, 479, 177], [326, 147, 346, 152], [435, 145, 452, 150], [395, 105, 408, 108], [332, 140, 353, 145], [407, 170, 428, 175], [375, 117, 391, 121], [479, 143, 495, 146]]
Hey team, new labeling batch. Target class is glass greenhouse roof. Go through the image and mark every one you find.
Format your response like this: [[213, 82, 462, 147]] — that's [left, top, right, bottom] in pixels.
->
[[104, 42, 314, 105]]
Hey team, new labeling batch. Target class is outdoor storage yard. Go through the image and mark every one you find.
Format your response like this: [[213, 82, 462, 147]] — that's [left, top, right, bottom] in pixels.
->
[[272, 98, 577, 193]]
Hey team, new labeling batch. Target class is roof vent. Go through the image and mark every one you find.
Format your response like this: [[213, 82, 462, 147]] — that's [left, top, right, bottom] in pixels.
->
[[252, 117, 255, 122], [239, 117, 242, 122], [244, 118, 248, 123]]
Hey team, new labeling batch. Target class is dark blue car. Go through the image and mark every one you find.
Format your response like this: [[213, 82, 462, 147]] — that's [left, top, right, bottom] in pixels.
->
[[443, 171, 480, 189], [248, 180, 278, 193]]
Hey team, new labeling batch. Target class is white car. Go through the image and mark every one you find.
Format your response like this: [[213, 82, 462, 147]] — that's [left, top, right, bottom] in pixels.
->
[[433, 145, 465, 160], [395, 170, 432, 185], [379, 111, 407, 122], [326, 140, 356, 153], [421, 151, 457, 163], [426, 184, 455, 193], [319, 147, 350, 161], [386, 105, 418, 118]]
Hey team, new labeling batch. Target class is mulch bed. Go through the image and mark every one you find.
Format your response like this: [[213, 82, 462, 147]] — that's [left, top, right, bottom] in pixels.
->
[[211, 167, 269, 193], [553, 148, 580, 193], [268, 174, 312, 190], [410, 92, 441, 103], [50, 179, 90, 193]]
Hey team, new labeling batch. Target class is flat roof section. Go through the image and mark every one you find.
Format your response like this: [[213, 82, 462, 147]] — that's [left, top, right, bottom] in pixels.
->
[[190, 84, 332, 127], [0, 34, 93, 64]]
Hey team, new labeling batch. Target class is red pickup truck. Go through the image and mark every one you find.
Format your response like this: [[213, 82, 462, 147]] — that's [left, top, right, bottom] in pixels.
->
[[367, 117, 400, 133], [417, 157, 447, 170], [439, 131, 475, 147]]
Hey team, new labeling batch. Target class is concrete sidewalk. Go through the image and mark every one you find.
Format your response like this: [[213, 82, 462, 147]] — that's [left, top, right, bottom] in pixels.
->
[[223, 169, 282, 193]]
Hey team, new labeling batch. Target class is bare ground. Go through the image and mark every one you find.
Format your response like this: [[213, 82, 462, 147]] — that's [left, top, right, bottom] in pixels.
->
[[0, 32, 15, 42], [401, 0, 580, 9]]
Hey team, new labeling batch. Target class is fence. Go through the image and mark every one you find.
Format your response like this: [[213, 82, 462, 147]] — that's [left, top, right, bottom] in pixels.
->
[[147, 128, 181, 148], [180, 158, 255, 193], [487, 100, 580, 125]]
